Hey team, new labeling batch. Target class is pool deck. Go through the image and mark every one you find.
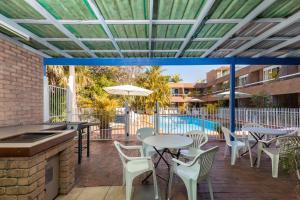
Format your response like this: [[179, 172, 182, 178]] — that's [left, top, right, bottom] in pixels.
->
[[57, 139, 300, 200]]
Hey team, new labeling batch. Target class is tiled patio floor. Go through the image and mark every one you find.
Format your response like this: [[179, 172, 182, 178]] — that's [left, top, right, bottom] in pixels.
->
[[59, 140, 299, 200]]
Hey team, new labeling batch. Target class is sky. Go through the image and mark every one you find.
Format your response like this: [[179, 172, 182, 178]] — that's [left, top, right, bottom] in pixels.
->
[[161, 65, 222, 83]]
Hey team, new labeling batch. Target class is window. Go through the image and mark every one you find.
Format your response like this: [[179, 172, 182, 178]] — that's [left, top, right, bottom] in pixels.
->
[[239, 74, 248, 86], [263, 66, 280, 80], [171, 88, 179, 96], [184, 89, 190, 95]]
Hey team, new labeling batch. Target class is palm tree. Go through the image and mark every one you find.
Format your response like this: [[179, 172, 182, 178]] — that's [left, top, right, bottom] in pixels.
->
[[171, 74, 182, 83], [133, 66, 171, 111]]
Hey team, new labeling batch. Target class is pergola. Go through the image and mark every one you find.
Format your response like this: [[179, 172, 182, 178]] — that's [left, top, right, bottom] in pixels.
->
[[1, 0, 300, 134]]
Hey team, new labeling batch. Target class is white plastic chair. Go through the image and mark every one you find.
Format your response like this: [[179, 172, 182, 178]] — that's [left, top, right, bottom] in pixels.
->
[[180, 130, 208, 159], [222, 127, 253, 167], [114, 141, 159, 200], [257, 133, 300, 179], [168, 146, 219, 200], [136, 127, 163, 156]]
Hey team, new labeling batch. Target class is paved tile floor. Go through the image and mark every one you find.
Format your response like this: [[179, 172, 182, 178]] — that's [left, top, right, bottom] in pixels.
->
[[57, 140, 300, 200]]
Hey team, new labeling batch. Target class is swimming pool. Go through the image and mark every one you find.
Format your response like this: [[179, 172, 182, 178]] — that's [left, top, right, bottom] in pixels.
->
[[159, 115, 218, 134]]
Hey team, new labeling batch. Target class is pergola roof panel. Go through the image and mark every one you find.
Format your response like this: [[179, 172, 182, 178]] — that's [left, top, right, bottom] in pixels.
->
[[154, 25, 191, 38], [49, 41, 83, 50], [209, 0, 262, 19], [196, 24, 236, 38], [209, 50, 232, 58], [95, 52, 121, 58], [188, 41, 215, 49], [0, 0, 44, 19], [252, 40, 285, 49], [64, 25, 108, 38], [19, 24, 66, 38], [37, 0, 96, 20], [258, 0, 300, 18], [19, 39, 50, 50], [234, 22, 278, 37], [109, 25, 148, 38], [153, 41, 182, 50], [1, 0, 300, 58], [42, 50, 63, 58], [118, 41, 148, 50], [95, 0, 148, 20], [273, 22, 300, 37], [83, 41, 115, 50], [153, 52, 176, 57], [218, 39, 249, 49], [182, 52, 204, 57], [157, 0, 205, 19], [67, 52, 92, 58], [123, 52, 149, 58]]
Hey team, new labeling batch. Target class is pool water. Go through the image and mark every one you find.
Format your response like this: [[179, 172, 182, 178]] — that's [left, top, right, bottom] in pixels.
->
[[159, 115, 218, 134]]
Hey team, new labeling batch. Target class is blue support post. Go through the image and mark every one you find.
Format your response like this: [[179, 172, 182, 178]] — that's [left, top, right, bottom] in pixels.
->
[[229, 63, 235, 140]]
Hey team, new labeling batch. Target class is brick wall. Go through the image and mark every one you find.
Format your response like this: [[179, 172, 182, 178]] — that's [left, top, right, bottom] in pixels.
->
[[0, 139, 75, 199], [0, 38, 43, 126]]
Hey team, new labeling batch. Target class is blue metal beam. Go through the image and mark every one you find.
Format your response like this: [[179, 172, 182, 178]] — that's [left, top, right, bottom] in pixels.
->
[[229, 63, 236, 139], [43, 57, 300, 66]]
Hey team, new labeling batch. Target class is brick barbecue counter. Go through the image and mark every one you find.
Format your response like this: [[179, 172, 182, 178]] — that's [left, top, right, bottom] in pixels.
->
[[0, 124, 76, 200]]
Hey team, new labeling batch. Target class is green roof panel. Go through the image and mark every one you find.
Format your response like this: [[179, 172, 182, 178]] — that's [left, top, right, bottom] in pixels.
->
[[153, 52, 176, 57], [154, 25, 191, 38], [188, 41, 215, 49], [0, 0, 44, 19], [95, 0, 148, 20], [109, 25, 148, 38], [83, 41, 115, 50], [157, 0, 205, 19], [37, 0, 96, 20], [49, 41, 83, 50], [67, 52, 92, 58], [196, 24, 236, 38], [19, 39, 50, 50], [118, 41, 148, 50], [259, 0, 300, 18], [64, 25, 108, 38], [95, 52, 120, 58], [123, 52, 149, 57], [208, 0, 262, 19], [42, 50, 63, 58], [182, 52, 204, 57], [20, 24, 66, 38], [153, 41, 182, 50]]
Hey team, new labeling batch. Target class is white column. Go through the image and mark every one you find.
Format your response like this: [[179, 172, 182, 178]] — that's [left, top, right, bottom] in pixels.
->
[[43, 75, 50, 122], [67, 66, 77, 121]]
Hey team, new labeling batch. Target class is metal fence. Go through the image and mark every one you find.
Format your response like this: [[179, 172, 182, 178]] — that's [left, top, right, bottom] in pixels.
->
[[76, 107, 300, 141], [49, 85, 67, 122]]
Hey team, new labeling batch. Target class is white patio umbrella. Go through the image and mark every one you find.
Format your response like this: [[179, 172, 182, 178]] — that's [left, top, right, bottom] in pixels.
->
[[213, 91, 252, 99], [214, 91, 252, 107], [188, 98, 204, 102], [103, 85, 153, 96]]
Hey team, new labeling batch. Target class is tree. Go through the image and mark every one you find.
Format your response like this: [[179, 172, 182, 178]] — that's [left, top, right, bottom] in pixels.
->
[[171, 74, 182, 83], [133, 66, 171, 111], [251, 92, 272, 108]]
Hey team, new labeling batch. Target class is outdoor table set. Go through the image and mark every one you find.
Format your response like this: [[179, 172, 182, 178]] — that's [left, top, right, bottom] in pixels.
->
[[241, 126, 290, 164], [142, 134, 193, 182]]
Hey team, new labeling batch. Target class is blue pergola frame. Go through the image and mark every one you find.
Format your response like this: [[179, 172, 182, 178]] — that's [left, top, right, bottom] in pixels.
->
[[43, 57, 300, 135]]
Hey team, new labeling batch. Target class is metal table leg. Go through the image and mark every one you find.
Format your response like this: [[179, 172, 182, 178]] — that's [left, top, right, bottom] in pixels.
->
[[78, 130, 82, 164], [87, 126, 90, 157]]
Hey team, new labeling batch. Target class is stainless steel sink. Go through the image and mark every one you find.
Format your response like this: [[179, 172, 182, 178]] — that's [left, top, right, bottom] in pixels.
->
[[0, 132, 60, 143]]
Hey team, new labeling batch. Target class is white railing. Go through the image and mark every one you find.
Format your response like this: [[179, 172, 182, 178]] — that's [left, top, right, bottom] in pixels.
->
[[67, 106, 300, 141], [49, 85, 67, 122]]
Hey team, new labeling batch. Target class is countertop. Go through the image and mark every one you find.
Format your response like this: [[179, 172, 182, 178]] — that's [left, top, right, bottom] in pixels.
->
[[0, 124, 66, 139], [0, 124, 75, 157]]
